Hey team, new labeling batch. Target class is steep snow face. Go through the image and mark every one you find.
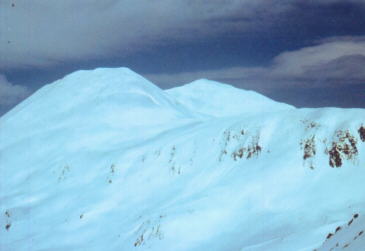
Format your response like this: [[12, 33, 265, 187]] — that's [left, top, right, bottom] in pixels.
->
[[0, 68, 365, 251], [166, 79, 294, 117]]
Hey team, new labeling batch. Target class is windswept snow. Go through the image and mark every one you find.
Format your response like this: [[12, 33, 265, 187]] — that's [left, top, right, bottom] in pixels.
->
[[0, 67, 364, 251]]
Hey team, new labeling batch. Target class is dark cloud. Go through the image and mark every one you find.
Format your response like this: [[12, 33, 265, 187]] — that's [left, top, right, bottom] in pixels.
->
[[2, 0, 364, 71], [0, 0, 282, 70]]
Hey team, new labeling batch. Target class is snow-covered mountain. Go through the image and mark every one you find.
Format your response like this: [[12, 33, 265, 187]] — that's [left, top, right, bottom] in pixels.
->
[[0, 67, 364, 251]]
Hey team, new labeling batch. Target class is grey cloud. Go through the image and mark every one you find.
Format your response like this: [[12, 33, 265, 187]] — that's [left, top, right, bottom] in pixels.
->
[[0, 74, 30, 107], [147, 37, 365, 90], [317, 35, 365, 44], [304, 54, 365, 85], [269, 39, 365, 78]]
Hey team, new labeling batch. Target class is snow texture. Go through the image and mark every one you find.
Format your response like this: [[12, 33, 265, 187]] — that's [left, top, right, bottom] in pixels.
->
[[0, 67, 364, 251]]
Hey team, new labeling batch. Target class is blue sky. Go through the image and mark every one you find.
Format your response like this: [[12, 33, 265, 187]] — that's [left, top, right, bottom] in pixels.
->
[[1, 0, 365, 115]]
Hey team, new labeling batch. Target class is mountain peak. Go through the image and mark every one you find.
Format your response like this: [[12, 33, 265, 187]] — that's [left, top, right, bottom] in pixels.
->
[[0, 68, 195, 146], [54, 67, 159, 94], [166, 78, 294, 117]]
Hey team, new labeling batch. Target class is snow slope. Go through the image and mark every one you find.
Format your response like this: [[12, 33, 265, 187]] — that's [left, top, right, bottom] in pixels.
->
[[0, 67, 365, 251]]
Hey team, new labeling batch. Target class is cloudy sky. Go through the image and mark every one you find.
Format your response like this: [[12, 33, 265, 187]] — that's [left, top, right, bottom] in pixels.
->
[[1, 0, 365, 115]]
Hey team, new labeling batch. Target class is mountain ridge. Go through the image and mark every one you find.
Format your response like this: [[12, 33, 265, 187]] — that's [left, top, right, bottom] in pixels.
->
[[0, 67, 364, 251]]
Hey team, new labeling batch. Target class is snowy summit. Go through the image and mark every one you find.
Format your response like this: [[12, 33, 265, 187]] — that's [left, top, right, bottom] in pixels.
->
[[0, 67, 365, 251]]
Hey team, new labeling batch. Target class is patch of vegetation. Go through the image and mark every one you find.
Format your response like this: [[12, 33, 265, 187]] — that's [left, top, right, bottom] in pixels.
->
[[107, 164, 116, 184], [133, 217, 164, 247], [300, 135, 317, 169], [301, 136, 316, 160], [58, 165, 70, 182], [328, 143, 342, 168], [347, 213, 359, 226], [354, 230, 364, 240], [166, 145, 184, 175], [232, 148, 244, 160], [170, 163, 182, 175], [326, 130, 358, 168], [168, 146, 176, 163], [219, 128, 262, 161], [4, 210, 11, 231], [218, 130, 232, 161], [326, 232, 333, 239], [321, 213, 361, 250], [232, 143, 262, 161], [232, 135, 262, 161], [247, 139, 262, 159], [301, 119, 320, 130], [134, 234, 144, 247], [359, 125, 365, 142]]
